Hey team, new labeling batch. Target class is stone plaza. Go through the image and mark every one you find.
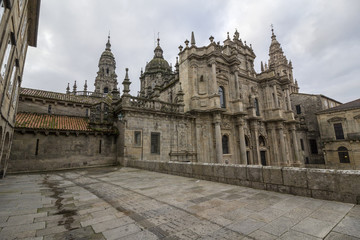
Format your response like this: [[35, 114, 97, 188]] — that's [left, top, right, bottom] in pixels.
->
[[0, 167, 359, 240]]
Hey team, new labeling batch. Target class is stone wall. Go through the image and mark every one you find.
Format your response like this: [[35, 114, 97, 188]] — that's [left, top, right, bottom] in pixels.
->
[[124, 160, 360, 204], [18, 99, 90, 117], [9, 132, 117, 172]]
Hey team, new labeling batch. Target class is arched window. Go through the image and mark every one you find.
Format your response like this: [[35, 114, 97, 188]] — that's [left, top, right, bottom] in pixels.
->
[[338, 147, 350, 163], [259, 136, 266, 147], [222, 135, 229, 154], [103, 87, 109, 93], [219, 86, 226, 108], [106, 68, 109, 75], [254, 98, 260, 116]]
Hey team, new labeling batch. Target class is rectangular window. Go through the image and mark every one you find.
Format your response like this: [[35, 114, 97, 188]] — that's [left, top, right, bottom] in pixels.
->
[[309, 139, 318, 154], [1, 39, 12, 81], [151, 132, 160, 154], [300, 139, 304, 151], [334, 123, 344, 140], [48, 105, 52, 114], [134, 131, 141, 146], [85, 109, 89, 117], [296, 105, 301, 114], [99, 139, 102, 154], [35, 139, 39, 155]]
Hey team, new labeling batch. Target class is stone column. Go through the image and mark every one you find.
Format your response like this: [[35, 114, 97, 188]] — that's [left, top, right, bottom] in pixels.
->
[[277, 123, 288, 165], [290, 125, 300, 165], [273, 85, 279, 108], [234, 71, 239, 99], [211, 62, 217, 94], [250, 121, 260, 165], [237, 117, 247, 164], [285, 88, 291, 111], [214, 113, 223, 163], [269, 124, 279, 165]]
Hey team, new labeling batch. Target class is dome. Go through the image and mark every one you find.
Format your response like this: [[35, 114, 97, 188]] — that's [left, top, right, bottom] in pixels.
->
[[144, 38, 171, 74], [145, 57, 171, 74]]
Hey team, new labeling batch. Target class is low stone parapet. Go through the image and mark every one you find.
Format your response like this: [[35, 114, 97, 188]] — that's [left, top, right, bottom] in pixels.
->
[[124, 160, 360, 204]]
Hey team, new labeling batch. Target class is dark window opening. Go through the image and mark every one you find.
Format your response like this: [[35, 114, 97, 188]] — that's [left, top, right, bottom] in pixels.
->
[[296, 105, 301, 114], [254, 98, 260, 116], [219, 86, 226, 108], [260, 151, 266, 166], [300, 139, 304, 151], [334, 123, 344, 140], [103, 87, 109, 93], [246, 151, 250, 164], [200, 75, 204, 82], [305, 157, 309, 164], [222, 135, 229, 154], [338, 146, 350, 163], [48, 105, 52, 114], [85, 109, 89, 117], [151, 132, 160, 154], [106, 68, 109, 75], [245, 136, 250, 147], [309, 139, 318, 154], [134, 131, 141, 146], [35, 139, 39, 155], [99, 140, 102, 154]]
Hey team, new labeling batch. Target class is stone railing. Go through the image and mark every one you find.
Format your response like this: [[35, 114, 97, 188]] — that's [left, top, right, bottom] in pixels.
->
[[125, 96, 184, 113], [68, 91, 107, 98], [124, 160, 360, 204]]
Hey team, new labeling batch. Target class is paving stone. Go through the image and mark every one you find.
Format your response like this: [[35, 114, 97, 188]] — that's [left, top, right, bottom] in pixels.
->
[[292, 217, 337, 238], [0, 167, 359, 240], [248, 230, 277, 240], [91, 216, 135, 233], [102, 223, 142, 240], [227, 218, 267, 235], [279, 230, 322, 240], [333, 216, 360, 238]]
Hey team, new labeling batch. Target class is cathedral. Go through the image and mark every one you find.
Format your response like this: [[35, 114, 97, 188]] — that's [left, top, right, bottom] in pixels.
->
[[8, 27, 352, 173]]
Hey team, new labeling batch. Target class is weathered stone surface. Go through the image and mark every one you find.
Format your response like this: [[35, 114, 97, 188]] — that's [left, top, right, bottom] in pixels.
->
[[247, 165, 263, 182], [263, 166, 283, 185], [213, 165, 225, 178], [337, 170, 360, 195], [282, 167, 307, 188], [307, 169, 337, 192]]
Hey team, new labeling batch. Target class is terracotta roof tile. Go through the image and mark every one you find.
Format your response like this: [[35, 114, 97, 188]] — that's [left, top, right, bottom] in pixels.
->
[[15, 112, 91, 131], [20, 88, 103, 105]]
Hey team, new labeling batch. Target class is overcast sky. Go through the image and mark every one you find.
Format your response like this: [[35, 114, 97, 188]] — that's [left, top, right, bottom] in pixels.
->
[[23, 0, 360, 103]]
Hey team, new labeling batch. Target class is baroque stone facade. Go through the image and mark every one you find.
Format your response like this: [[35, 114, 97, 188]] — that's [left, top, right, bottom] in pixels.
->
[[8, 27, 358, 172], [0, 0, 40, 176], [317, 98, 360, 169]]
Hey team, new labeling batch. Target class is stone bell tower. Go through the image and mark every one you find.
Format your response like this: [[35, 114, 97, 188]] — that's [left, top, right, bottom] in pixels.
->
[[94, 35, 118, 94]]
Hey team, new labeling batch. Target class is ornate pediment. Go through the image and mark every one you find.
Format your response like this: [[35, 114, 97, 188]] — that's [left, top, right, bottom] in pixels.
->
[[327, 116, 346, 123]]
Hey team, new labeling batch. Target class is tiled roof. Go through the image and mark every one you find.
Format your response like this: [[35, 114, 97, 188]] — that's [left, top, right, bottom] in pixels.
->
[[318, 98, 360, 114], [15, 112, 91, 131], [20, 88, 103, 105]]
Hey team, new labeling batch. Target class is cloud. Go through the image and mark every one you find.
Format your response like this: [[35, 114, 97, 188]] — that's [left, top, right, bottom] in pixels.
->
[[22, 0, 360, 103]]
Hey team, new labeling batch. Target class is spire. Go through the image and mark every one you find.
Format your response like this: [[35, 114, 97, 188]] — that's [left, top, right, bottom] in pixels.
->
[[84, 80, 88, 92], [106, 33, 111, 50], [73, 80, 77, 94], [122, 68, 131, 95], [261, 61, 264, 72], [154, 37, 163, 58], [191, 31, 196, 46], [66, 83, 70, 94]]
